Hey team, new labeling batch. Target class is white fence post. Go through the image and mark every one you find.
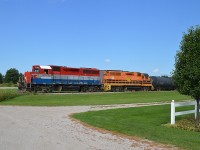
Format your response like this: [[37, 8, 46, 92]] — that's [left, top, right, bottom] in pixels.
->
[[195, 100, 197, 120], [194, 100, 200, 120], [171, 100, 175, 124]]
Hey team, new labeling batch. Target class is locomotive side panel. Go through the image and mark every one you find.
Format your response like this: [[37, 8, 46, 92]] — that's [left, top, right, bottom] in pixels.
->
[[102, 70, 153, 92], [19, 65, 102, 92]]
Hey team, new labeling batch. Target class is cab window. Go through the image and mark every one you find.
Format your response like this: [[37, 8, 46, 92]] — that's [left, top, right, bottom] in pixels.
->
[[34, 68, 40, 73], [44, 69, 49, 74]]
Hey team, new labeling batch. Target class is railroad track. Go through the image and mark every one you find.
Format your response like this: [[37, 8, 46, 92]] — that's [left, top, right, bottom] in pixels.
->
[[39, 91, 127, 95]]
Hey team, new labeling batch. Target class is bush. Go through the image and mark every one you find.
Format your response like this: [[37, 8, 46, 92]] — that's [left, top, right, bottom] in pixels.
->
[[166, 115, 200, 132], [0, 90, 20, 102], [0, 83, 17, 87]]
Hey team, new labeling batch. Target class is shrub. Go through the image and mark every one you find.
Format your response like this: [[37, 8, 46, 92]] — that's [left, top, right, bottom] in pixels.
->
[[0, 83, 17, 87], [0, 90, 20, 102]]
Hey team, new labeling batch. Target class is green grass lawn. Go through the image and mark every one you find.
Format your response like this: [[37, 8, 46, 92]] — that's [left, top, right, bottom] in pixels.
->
[[0, 91, 191, 106], [73, 105, 200, 150]]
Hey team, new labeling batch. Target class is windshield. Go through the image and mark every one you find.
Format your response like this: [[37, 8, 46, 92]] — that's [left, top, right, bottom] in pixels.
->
[[34, 68, 40, 73]]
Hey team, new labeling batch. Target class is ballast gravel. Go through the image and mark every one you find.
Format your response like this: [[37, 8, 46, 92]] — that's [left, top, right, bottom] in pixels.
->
[[0, 104, 178, 150]]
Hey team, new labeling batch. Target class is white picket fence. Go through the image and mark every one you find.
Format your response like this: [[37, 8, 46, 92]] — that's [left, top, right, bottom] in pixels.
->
[[171, 100, 200, 124]]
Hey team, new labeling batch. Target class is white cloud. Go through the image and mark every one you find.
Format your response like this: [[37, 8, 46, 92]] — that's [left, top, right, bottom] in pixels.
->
[[105, 59, 111, 63], [153, 68, 159, 73]]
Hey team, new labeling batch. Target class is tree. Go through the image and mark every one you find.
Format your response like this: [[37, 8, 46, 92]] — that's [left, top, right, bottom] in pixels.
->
[[0, 73, 3, 84], [19, 73, 23, 78], [4, 68, 20, 84], [173, 26, 200, 127]]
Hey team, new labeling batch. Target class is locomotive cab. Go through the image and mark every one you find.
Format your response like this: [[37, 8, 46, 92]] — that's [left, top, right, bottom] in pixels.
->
[[32, 65, 52, 74], [33, 66, 40, 73], [18, 65, 53, 92]]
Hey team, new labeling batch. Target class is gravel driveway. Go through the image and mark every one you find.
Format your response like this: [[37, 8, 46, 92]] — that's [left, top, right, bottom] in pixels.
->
[[0, 104, 178, 150]]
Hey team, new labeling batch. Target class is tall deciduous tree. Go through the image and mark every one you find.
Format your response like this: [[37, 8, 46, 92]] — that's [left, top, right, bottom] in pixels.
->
[[0, 73, 3, 84], [4, 68, 19, 84], [173, 26, 200, 127]]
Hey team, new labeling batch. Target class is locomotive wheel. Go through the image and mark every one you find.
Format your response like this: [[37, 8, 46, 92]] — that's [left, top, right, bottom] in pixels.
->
[[33, 88, 37, 93], [88, 86, 93, 92], [156, 87, 161, 91], [93, 86, 99, 92], [111, 87, 122, 92], [33, 86, 41, 93], [120, 87, 125, 92], [143, 87, 148, 91], [46, 86, 53, 93], [124, 87, 128, 92], [54, 85, 62, 92], [111, 87, 115, 92], [81, 86, 89, 92]]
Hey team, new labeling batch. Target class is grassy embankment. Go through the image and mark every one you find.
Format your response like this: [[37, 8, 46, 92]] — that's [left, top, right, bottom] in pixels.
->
[[73, 105, 200, 150], [0, 89, 21, 102], [0, 91, 191, 106], [0, 83, 17, 87]]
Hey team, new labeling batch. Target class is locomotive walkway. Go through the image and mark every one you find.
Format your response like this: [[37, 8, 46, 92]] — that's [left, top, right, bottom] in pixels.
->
[[0, 103, 178, 150]]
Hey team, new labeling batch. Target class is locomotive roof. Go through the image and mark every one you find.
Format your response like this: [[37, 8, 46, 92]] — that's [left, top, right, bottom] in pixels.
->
[[49, 65, 99, 70], [40, 65, 52, 69]]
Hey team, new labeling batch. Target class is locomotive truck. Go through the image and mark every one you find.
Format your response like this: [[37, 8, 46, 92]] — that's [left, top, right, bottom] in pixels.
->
[[18, 65, 153, 92]]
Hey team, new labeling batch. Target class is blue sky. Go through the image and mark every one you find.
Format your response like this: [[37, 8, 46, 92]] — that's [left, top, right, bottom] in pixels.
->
[[0, 0, 199, 76]]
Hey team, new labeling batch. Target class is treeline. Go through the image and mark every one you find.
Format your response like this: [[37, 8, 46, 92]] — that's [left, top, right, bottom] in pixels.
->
[[0, 68, 22, 86]]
